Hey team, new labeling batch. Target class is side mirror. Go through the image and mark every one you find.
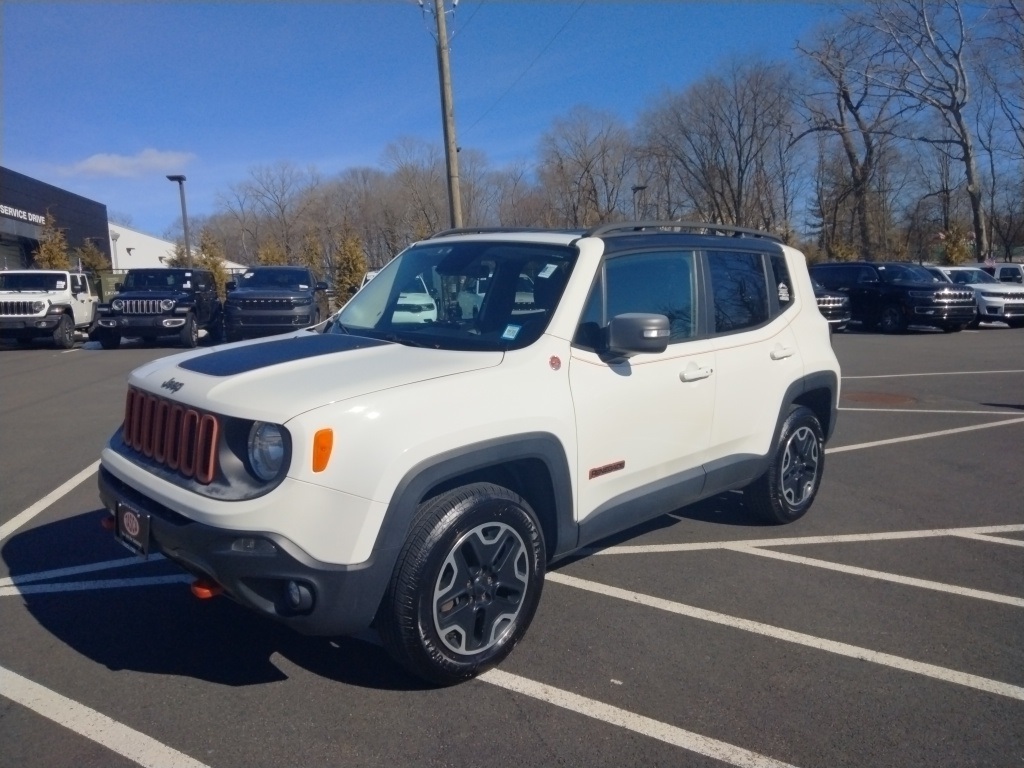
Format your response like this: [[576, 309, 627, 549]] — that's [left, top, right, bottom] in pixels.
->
[[115, 282, 123, 291], [316, 282, 328, 291], [226, 281, 237, 291], [607, 313, 670, 357]]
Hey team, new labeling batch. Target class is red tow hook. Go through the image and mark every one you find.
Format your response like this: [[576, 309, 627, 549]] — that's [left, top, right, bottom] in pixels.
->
[[100, 515, 116, 531], [190, 578, 223, 599]]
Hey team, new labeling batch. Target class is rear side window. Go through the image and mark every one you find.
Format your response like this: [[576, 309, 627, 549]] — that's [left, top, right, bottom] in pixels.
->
[[708, 251, 769, 333], [575, 250, 697, 349]]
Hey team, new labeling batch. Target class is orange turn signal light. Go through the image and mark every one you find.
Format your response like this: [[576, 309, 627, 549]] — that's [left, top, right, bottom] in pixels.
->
[[312, 428, 333, 473], [190, 578, 223, 599]]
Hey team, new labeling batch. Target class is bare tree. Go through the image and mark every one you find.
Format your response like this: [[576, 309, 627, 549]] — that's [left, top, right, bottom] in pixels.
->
[[852, 0, 989, 258], [796, 20, 907, 257], [639, 60, 797, 231], [537, 105, 636, 227]]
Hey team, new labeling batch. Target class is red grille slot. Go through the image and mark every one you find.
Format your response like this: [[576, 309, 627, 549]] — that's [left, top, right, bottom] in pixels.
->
[[122, 388, 219, 484]]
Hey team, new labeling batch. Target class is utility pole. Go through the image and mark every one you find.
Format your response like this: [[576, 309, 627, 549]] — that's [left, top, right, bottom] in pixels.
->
[[429, 0, 463, 229]]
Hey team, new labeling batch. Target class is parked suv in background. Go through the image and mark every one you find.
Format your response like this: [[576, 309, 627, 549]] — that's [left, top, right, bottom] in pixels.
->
[[810, 261, 976, 333], [979, 262, 1024, 285], [926, 265, 1024, 328], [94, 268, 222, 349], [811, 277, 851, 332], [0, 270, 97, 348], [99, 222, 840, 685], [223, 266, 329, 342]]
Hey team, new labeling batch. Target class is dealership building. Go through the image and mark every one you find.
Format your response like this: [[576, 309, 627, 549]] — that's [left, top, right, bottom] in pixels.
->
[[1, 166, 241, 274]]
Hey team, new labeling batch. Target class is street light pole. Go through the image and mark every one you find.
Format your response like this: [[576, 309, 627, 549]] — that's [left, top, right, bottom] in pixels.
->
[[166, 174, 193, 267], [430, 0, 462, 229]]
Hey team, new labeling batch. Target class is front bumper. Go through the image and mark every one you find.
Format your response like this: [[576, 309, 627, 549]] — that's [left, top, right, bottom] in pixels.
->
[[0, 315, 61, 336], [97, 315, 186, 333], [224, 308, 312, 337], [98, 466, 391, 636]]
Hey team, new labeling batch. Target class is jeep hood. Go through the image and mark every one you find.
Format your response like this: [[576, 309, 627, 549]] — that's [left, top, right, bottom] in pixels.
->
[[127, 333, 503, 422]]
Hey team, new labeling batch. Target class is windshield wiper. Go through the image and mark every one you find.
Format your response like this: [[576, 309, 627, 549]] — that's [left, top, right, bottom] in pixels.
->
[[382, 333, 431, 348]]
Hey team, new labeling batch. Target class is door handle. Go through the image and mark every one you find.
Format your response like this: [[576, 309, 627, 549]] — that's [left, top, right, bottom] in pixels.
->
[[680, 363, 713, 382], [770, 345, 795, 361]]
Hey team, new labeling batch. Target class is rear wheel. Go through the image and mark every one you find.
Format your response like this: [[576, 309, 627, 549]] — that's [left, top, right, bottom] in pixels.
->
[[378, 482, 545, 686], [52, 314, 74, 349], [744, 406, 825, 525], [878, 304, 907, 334]]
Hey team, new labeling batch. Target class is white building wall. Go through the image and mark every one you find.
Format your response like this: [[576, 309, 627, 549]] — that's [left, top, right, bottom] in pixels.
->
[[107, 224, 245, 272]]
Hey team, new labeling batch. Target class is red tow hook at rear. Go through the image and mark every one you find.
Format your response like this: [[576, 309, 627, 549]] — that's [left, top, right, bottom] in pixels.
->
[[100, 515, 115, 531], [190, 578, 223, 599]]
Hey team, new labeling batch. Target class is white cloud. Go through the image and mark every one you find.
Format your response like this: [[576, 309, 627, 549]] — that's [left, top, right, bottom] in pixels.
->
[[61, 149, 196, 178]]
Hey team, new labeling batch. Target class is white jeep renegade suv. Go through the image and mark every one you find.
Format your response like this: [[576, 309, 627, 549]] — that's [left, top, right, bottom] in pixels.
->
[[99, 222, 841, 685]]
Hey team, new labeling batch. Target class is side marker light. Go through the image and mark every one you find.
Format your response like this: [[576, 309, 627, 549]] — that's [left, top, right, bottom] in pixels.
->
[[312, 428, 334, 473]]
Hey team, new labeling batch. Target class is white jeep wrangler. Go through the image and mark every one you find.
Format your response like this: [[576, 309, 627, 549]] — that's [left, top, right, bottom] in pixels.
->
[[99, 223, 841, 684], [0, 269, 97, 348]]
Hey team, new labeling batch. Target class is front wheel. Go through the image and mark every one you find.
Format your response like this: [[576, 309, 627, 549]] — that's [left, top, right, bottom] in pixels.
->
[[378, 482, 545, 686], [179, 313, 198, 347], [744, 406, 825, 525], [878, 304, 907, 334], [52, 314, 74, 349]]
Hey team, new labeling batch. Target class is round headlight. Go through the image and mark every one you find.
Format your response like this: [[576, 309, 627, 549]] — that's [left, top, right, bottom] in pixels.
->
[[160, 299, 176, 312], [248, 422, 285, 481], [32, 300, 46, 312], [111, 299, 124, 311]]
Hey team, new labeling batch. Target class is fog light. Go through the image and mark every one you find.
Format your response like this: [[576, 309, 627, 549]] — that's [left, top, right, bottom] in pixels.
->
[[285, 580, 314, 612], [230, 537, 277, 555]]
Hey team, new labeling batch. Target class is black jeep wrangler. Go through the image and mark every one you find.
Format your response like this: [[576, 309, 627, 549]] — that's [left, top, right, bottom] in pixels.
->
[[94, 268, 223, 349], [222, 266, 329, 342]]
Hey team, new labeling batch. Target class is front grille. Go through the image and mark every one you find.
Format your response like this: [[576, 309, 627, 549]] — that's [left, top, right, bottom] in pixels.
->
[[235, 297, 295, 310], [933, 289, 975, 304], [0, 300, 38, 315], [123, 299, 166, 315], [816, 296, 847, 308], [122, 388, 219, 484]]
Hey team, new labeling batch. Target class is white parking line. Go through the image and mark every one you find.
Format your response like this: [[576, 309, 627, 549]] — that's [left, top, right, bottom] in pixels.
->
[[546, 572, 1024, 701], [951, 532, 1024, 548], [826, 416, 1024, 454], [0, 664, 211, 768], [480, 668, 800, 768], [0, 555, 162, 587], [0, 460, 100, 544], [724, 545, 1024, 607], [844, 370, 1024, 379], [0, 575, 192, 598], [592, 524, 1024, 555]]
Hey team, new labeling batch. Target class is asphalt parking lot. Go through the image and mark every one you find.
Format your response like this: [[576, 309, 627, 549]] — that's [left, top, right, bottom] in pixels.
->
[[1, 325, 1022, 768]]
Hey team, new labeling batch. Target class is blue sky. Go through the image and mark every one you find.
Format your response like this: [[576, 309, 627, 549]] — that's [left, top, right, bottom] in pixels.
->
[[3, 1, 834, 238]]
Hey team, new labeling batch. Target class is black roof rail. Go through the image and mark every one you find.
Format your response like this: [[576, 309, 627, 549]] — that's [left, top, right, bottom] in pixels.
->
[[583, 220, 784, 244], [427, 227, 554, 239]]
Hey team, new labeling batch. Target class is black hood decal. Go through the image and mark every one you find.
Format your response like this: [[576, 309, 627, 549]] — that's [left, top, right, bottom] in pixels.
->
[[178, 333, 388, 377]]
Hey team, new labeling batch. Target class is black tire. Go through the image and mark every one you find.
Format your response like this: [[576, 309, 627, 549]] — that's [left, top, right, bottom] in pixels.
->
[[98, 330, 121, 350], [179, 313, 198, 348], [378, 482, 545, 686], [744, 406, 825, 525], [206, 313, 225, 344], [877, 304, 907, 334], [942, 323, 966, 333], [16, 337, 33, 346], [52, 314, 74, 349], [1007, 319, 1024, 329]]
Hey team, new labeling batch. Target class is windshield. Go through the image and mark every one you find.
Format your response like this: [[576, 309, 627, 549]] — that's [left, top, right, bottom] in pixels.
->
[[121, 270, 188, 291], [0, 271, 67, 291], [331, 240, 576, 351], [236, 268, 311, 290], [947, 269, 997, 285], [876, 263, 938, 284]]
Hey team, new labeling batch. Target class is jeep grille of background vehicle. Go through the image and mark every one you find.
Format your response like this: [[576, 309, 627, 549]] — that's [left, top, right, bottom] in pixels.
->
[[236, 297, 294, 310], [0, 300, 37, 315], [122, 388, 219, 484], [934, 289, 975, 303], [122, 299, 166, 314]]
